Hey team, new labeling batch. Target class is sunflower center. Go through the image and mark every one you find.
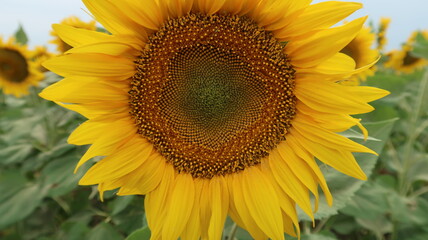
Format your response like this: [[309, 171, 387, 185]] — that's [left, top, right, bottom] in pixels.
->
[[340, 45, 361, 67], [130, 13, 296, 178], [161, 45, 266, 149], [0, 48, 29, 83], [402, 51, 420, 66]]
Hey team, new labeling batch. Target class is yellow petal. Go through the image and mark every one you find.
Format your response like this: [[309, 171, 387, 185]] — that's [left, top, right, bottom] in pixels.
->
[[295, 80, 375, 114], [291, 131, 367, 180], [166, 0, 194, 18], [269, 150, 314, 220], [256, 0, 311, 30], [52, 24, 112, 48], [260, 160, 301, 238], [66, 41, 140, 57], [297, 53, 356, 76], [220, 0, 247, 15], [293, 117, 376, 154], [79, 137, 152, 185], [68, 113, 129, 145], [43, 53, 135, 79], [119, 0, 165, 31], [82, 0, 148, 39], [287, 136, 333, 205], [117, 152, 165, 195], [282, 211, 297, 237], [208, 176, 229, 240], [287, 17, 367, 68], [73, 119, 136, 171], [229, 174, 269, 240], [68, 121, 108, 145], [40, 77, 129, 103], [56, 101, 128, 120], [162, 173, 195, 240], [181, 178, 202, 240], [207, 0, 226, 15], [276, 1, 362, 38], [145, 166, 175, 239], [98, 179, 124, 201], [297, 103, 364, 133], [242, 167, 284, 240], [199, 180, 211, 240], [276, 143, 320, 212]]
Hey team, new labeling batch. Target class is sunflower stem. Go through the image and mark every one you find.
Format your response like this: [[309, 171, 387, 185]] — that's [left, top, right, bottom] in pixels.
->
[[302, 221, 311, 235], [386, 140, 402, 172], [398, 68, 428, 196], [312, 218, 329, 233], [53, 196, 71, 214], [410, 185, 428, 198], [226, 223, 238, 240]]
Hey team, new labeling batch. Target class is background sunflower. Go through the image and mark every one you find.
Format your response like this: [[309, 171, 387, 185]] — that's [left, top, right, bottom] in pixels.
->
[[0, 37, 43, 97], [49, 16, 97, 53], [340, 24, 379, 84], [385, 31, 428, 73]]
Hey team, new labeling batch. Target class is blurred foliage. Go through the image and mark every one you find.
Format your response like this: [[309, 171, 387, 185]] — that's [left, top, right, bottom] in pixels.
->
[[14, 25, 28, 46], [1, 24, 428, 240], [0, 74, 146, 240]]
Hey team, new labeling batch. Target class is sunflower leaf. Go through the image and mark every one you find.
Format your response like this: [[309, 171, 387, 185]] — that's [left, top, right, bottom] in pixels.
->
[[412, 32, 428, 60], [288, 233, 338, 240], [125, 226, 150, 240], [0, 181, 50, 229], [298, 118, 397, 221], [339, 128, 380, 141], [86, 222, 124, 240]]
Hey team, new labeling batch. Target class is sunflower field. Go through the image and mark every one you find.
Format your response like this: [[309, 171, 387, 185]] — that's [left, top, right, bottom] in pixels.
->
[[1, 1, 428, 240]]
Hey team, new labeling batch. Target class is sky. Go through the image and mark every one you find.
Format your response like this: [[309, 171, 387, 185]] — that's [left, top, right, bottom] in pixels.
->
[[1, 0, 427, 52]]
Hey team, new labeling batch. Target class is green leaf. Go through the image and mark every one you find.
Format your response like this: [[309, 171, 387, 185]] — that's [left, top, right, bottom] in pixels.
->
[[340, 182, 390, 220], [407, 153, 428, 182], [412, 32, 428, 60], [14, 24, 28, 45], [0, 144, 33, 165], [340, 128, 380, 141], [114, 213, 145, 236], [329, 215, 359, 235], [287, 232, 338, 240], [125, 226, 150, 240], [409, 198, 428, 226], [111, 196, 135, 216], [58, 220, 91, 240], [0, 182, 50, 229], [355, 215, 393, 238], [41, 155, 83, 197], [65, 222, 90, 240], [0, 170, 27, 202], [299, 118, 397, 221], [87, 222, 124, 240]]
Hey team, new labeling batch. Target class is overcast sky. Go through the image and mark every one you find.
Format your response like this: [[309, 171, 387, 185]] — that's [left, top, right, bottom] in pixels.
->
[[1, 0, 427, 51]]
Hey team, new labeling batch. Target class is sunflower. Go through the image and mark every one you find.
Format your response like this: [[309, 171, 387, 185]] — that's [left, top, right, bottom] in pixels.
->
[[384, 31, 428, 74], [31, 46, 53, 72], [0, 37, 44, 97], [50, 16, 97, 53], [376, 17, 390, 52], [41, 0, 389, 239], [339, 25, 378, 84]]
